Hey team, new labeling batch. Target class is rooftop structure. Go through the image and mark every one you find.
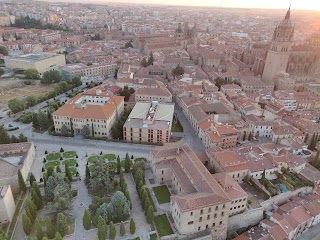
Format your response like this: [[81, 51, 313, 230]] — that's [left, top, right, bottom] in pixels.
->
[[123, 101, 174, 143]]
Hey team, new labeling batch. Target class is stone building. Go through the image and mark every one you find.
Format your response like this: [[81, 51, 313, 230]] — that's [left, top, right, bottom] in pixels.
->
[[261, 7, 294, 83], [151, 144, 231, 240]]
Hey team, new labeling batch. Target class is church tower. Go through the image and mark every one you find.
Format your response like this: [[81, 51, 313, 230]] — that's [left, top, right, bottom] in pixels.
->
[[262, 7, 294, 83]]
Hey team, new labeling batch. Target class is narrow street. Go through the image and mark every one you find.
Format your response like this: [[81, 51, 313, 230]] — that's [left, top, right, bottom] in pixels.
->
[[174, 106, 205, 153]]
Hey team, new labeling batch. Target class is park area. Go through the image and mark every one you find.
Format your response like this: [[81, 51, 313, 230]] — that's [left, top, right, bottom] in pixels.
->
[[153, 185, 171, 204], [43, 150, 79, 177]]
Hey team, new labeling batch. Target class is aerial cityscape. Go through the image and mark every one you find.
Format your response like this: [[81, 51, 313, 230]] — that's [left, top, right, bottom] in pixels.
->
[[1, 0, 320, 240]]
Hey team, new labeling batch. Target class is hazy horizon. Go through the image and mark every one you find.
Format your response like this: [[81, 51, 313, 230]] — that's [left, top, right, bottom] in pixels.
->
[[42, 0, 320, 11]]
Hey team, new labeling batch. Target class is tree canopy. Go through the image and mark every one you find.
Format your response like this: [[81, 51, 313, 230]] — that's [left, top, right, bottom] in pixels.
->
[[25, 69, 40, 79], [89, 160, 114, 193], [41, 70, 62, 84]]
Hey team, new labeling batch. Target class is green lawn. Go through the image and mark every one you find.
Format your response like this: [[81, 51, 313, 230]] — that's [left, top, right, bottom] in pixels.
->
[[45, 161, 60, 169], [69, 167, 77, 176], [63, 151, 77, 159], [154, 214, 173, 237], [153, 186, 171, 204], [46, 153, 61, 161], [63, 159, 77, 166], [103, 154, 116, 161], [171, 121, 183, 132], [87, 155, 101, 164]]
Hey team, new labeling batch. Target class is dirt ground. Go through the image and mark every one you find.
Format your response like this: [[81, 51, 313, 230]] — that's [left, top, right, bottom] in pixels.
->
[[0, 78, 55, 109]]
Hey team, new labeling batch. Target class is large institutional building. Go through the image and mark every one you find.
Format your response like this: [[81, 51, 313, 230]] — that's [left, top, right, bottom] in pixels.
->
[[123, 101, 174, 143], [0, 143, 35, 191], [53, 84, 124, 138], [151, 144, 248, 240], [4, 52, 66, 77]]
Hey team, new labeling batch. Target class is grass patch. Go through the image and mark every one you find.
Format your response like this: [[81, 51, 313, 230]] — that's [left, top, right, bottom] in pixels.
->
[[153, 185, 171, 204], [154, 214, 173, 237], [135, 157, 147, 162], [146, 188, 156, 212], [45, 161, 60, 169], [171, 121, 183, 132], [69, 167, 77, 176], [63, 151, 76, 159], [63, 159, 77, 166], [46, 152, 61, 161], [87, 155, 101, 164], [103, 154, 116, 161]]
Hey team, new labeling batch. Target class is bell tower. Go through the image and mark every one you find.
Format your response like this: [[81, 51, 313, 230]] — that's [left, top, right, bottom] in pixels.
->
[[262, 7, 294, 83]]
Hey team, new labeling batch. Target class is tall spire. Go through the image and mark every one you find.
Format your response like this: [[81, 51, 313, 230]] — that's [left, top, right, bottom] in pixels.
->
[[285, 4, 291, 19]]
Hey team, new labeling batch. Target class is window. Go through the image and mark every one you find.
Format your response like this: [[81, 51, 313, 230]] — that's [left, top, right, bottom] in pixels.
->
[[212, 223, 215, 227], [190, 212, 193, 216], [188, 221, 194, 225], [200, 209, 203, 214], [198, 227, 201, 231], [214, 213, 217, 218], [220, 221, 223, 226], [207, 215, 210, 220], [199, 217, 202, 222], [208, 208, 211, 213]]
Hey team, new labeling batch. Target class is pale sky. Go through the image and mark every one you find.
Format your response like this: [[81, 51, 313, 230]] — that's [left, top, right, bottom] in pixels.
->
[[82, 0, 320, 10]]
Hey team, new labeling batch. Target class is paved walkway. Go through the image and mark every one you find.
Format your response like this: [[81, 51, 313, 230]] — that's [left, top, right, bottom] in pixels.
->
[[124, 173, 150, 240]]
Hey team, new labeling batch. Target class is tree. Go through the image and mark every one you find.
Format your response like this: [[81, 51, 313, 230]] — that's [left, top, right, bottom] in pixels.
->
[[125, 153, 131, 173], [0, 126, 10, 144], [31, 188, 42, 210], [32, 112, 39, 130], [120, 221, 125, 236], [65, 163, 73, 182], [0, 46, 8, 56], [172, 64, 184, 77], [25, 69, 40, 79], [25, 199, 37, 220], [60, 147, 64, 153], [41, 70, 61, 84], [144, 197, 150, 213], [0, 69, 4, 76], [85, 165, 91, 184], [25, 96, 38, 108], [92, 208, 100, 227], [146, 206, 154, 224], [55, 231, 63, 240], [148, 52, 154, 66], [22, 213, 32, 235], [35, 218, 44, 240], [18, 170, 27, 193], [56, 213, 69, 236], [109, 221, 116, 240], [140, 57, 148, 67], [60, 125, 69, 135], [46, 218, 56, 239], [53, 181, 71, 212], [117, 155, 121, 174], [311, 151, 320, 169], [56, 165, 61, 173], [97, 216, 107, 240], [82, 125, 90, 137], [71, 76, 82, 87], [8, 98, 25, 113], [111, 191, 130, 220], [130, 217, 136, 234], [308, 133, 317, 151], [45, 173, 65, 201], [90, 160, 114, 193], [29, 173, 36, 187], [83, 209, 92, 230]]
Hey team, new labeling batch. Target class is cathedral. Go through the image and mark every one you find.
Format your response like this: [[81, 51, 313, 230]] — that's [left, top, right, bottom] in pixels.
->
[[251, 7, 320, 88]]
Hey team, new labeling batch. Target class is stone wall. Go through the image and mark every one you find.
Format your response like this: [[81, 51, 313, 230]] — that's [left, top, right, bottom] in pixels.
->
[[227, 207, 264, 231], [260, 186, 313, 211]]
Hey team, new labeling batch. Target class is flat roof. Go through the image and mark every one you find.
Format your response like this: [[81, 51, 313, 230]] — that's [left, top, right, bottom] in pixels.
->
[[5, 53, 59, 62]]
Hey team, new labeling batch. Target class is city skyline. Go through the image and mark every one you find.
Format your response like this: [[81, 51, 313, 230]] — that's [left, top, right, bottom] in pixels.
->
[[51, 0, 320, 10]]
